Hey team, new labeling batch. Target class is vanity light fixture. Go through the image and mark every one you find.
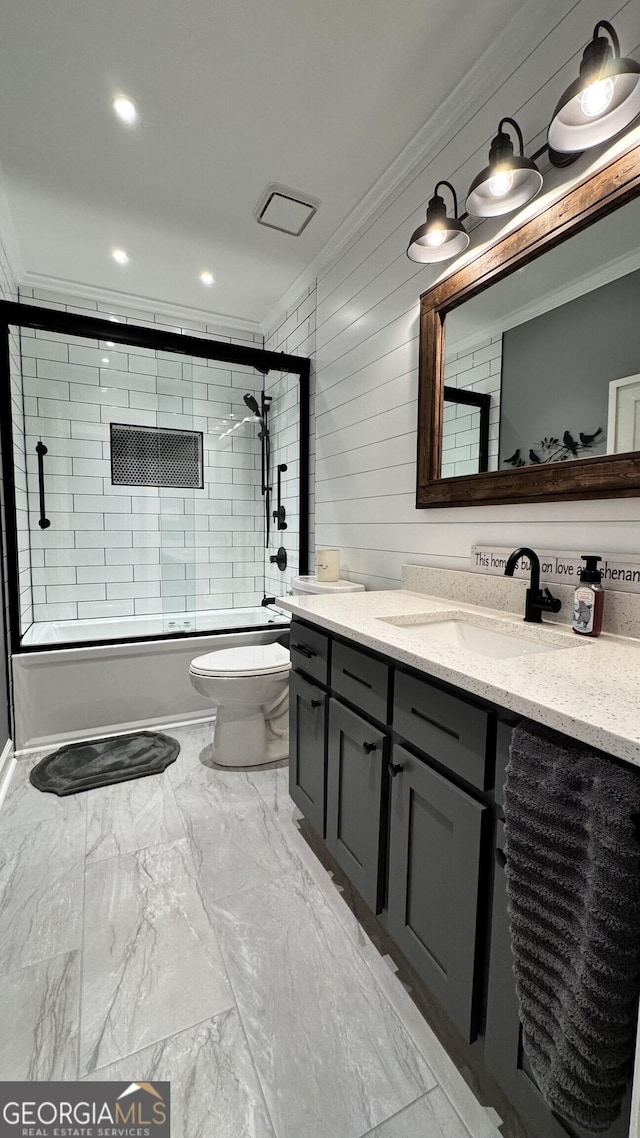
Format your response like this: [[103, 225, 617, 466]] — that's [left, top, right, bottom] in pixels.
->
[[112, 96, 138, 125], [112, 249, 129, 265], [406, 181, 469, 263], [548, 21, 640, 153], [466, 118, 543, 217]]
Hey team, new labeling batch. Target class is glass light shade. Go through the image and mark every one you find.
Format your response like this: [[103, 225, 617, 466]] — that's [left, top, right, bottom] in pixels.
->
[[549, 66, 640, 151], [407, 219, 469, 263], [548, 23, 640, 153], [407, 183, 469, 264], [466, 158, 543, 217], [466, 118, 542, 218]]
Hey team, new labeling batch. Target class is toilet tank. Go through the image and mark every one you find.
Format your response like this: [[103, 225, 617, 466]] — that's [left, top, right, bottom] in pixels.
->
[[290, 575, 365, 595]]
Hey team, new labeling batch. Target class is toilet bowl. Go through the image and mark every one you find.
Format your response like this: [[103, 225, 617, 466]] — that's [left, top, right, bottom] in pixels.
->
[[189, 642, 291, 767]]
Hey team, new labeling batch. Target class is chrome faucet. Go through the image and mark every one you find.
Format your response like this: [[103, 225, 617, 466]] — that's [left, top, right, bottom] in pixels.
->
[[504, 547, 561, 624]]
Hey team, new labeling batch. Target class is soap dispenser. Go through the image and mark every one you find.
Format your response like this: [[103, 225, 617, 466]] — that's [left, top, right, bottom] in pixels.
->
[[572, 555, 604, 637]]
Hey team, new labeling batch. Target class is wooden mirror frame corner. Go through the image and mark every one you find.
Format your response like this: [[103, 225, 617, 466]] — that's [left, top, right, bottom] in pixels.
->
[[416, 138, 640, 509]]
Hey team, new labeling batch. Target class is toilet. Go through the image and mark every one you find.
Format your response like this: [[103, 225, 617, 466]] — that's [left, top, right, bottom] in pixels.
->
[[189, 576, 364, 768], [189, 642, 291, 768]]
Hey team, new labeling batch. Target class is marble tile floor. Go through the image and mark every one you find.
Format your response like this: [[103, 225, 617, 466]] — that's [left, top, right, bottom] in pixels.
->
[[0, 722, 503, 1138]]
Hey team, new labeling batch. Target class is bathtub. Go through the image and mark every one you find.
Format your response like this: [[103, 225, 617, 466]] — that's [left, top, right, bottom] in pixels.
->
[[20, 606, 288, 647], [13, 606, 290, 751]]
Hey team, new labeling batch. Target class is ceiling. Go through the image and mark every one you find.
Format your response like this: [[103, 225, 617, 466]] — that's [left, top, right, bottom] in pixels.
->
[[0, 0, 529, 329]]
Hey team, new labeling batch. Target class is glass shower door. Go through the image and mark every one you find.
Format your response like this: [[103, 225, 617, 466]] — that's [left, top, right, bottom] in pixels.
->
[[8, 320, 286, 647]]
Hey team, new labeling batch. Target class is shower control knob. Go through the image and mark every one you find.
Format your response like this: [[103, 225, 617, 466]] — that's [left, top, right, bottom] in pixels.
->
[[270, 546, 287, 572]]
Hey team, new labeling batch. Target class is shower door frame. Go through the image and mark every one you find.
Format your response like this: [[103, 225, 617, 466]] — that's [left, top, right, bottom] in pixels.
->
[[0, 300, 310, 655]]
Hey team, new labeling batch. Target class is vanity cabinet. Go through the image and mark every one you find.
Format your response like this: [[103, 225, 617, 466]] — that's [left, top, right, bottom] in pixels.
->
[[386, 743, 487, 1042], [290, 618, 490, 1035], [326, 699, 389, 912], [288, 617, 633, 1138]]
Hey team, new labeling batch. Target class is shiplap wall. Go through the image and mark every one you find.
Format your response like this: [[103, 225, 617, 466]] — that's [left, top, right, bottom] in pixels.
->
[[305, 0, 640, 590]]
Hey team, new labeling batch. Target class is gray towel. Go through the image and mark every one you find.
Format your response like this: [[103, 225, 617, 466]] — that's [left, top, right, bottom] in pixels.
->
[[504, 721, 640, 1133]]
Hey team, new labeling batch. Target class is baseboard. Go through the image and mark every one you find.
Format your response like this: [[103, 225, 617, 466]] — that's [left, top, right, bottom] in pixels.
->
[[0, 737, 16, 815], [14, 711, 216, 756]]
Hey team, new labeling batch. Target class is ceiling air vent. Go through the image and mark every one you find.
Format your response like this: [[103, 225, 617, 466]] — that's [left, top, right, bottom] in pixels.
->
[[254, 184, 319, 236]]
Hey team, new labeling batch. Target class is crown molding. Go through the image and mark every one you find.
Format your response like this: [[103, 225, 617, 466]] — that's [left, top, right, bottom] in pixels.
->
[[262, 0, 567, 337], [18, 271, 262, 338]]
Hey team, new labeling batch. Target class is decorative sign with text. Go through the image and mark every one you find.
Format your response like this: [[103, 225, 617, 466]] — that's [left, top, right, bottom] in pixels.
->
[[470, 546, 640, 593]]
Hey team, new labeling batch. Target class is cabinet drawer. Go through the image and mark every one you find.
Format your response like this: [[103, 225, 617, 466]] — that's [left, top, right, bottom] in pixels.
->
[[393, 671, 490, 790], [331, 640, 391, 725], [290, 621, 330, 686]]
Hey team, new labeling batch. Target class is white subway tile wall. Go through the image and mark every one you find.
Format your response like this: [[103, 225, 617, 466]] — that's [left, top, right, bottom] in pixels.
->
[[264, 370, 300, 598], [442, 337, 502, 477], [12, 289, 270, 630], [265, 285, 316, 598]]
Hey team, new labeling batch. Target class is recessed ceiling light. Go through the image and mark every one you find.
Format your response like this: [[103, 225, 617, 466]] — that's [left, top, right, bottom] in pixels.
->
[[200, 270, 214, 285], [112, 96, 137, 125], [112, 249, 129, 265]]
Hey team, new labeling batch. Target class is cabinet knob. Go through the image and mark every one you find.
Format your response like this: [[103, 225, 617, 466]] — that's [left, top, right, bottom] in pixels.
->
[[388, 761, 404, 778], [310, 699, 322, 709], [362, 741, 377, 754]]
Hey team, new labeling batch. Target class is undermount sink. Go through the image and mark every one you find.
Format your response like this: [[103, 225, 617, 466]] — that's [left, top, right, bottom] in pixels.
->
[[378, 613, 579, 659]]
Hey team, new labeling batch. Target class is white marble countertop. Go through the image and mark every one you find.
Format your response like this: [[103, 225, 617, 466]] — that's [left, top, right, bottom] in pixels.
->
[[279, 587, 640, 766]]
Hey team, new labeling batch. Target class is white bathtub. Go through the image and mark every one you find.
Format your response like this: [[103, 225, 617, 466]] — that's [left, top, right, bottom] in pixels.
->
[[21, 606, 288, 647], [13, 606, 290, 751]]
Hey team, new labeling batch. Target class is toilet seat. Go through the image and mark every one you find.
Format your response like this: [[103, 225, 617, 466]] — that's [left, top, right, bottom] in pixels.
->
[[190, 642, 291, 678]]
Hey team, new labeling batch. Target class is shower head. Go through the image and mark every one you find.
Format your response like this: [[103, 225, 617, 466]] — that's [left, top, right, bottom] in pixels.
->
[[243, 393, 260, 416]]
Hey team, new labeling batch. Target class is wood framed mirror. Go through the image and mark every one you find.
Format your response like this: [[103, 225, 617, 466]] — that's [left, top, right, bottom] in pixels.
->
[[417, 138, 640, 508]]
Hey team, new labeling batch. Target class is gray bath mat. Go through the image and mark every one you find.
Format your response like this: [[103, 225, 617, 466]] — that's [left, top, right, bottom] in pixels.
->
[[30, 731, 180, 796]]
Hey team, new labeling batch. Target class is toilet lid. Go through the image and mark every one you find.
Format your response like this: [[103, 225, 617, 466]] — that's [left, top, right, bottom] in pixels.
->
[[190, 642, 291, 678]]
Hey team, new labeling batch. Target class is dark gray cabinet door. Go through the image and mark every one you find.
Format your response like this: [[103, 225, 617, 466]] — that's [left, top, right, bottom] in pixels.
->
[[326, 699, 388, 913], [289, 670, 327, 836], [485, 828, 632, 1138], [386, 744, 487, 1042]]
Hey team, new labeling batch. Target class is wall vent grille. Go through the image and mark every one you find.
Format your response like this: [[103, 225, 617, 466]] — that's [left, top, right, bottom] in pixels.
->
[[110, 423, 204, 488]]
